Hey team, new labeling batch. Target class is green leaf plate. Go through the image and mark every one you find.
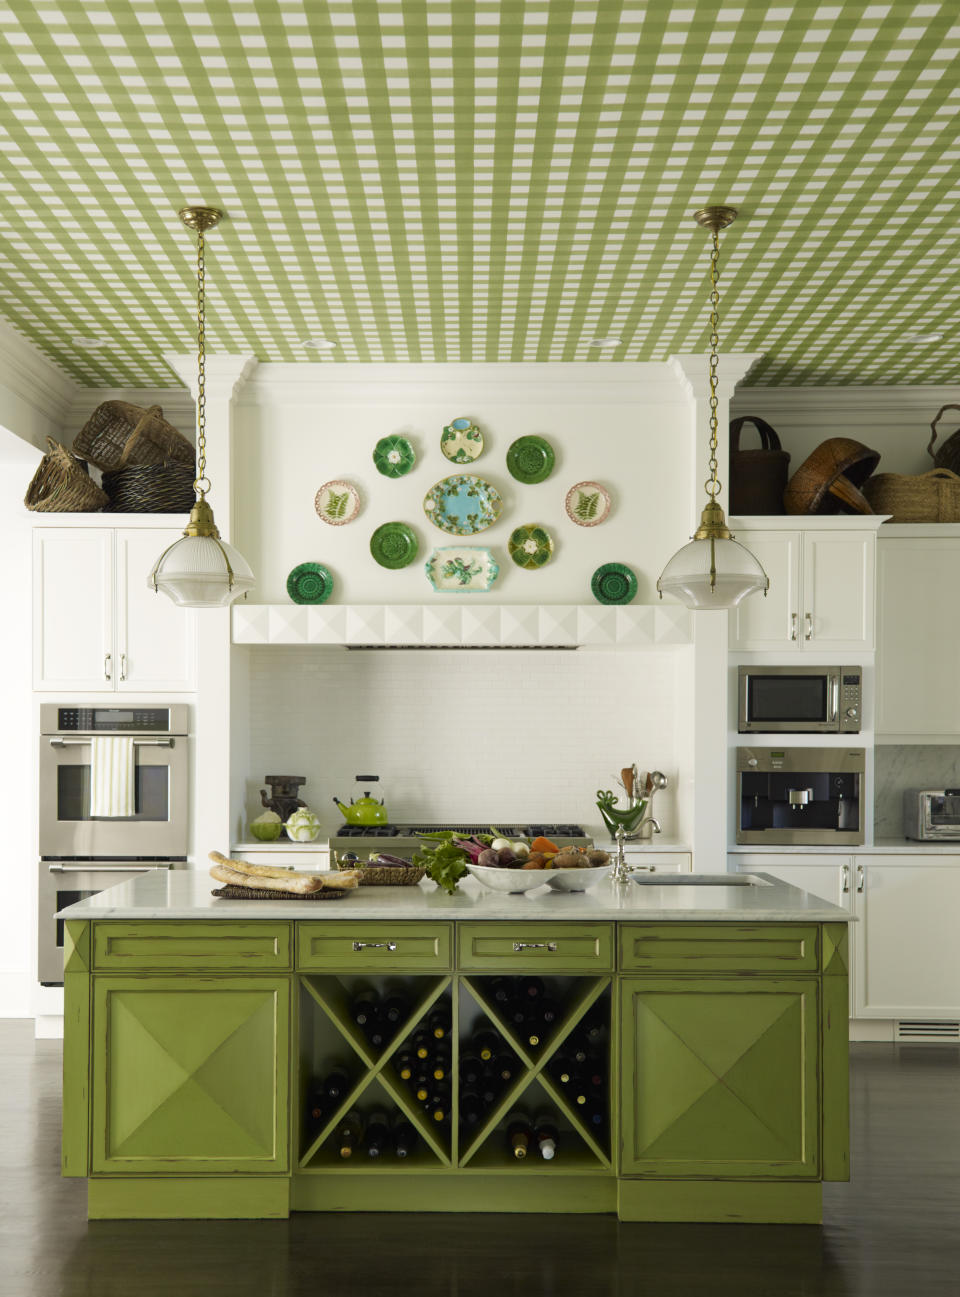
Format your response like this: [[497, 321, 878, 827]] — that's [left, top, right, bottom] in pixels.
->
[[286, 562, 333, 604], [565, 480, 611, 527], [441, 417, 484, 464], [373, 435, 416, 478], [508, 523, 554, 570], [506, 435, 555, 484], [315, 479, 360, 526], [425, 546, 499, 592], [370, 521, 419, 569], [591, 562, 637, 604]]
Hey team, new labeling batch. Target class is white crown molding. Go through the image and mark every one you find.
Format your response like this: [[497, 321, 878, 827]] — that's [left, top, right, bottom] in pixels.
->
[[731, 385, 960, 426], [670, 353, 766, 400], [162, 352, 258, 402], [0, 317, 76, 431]]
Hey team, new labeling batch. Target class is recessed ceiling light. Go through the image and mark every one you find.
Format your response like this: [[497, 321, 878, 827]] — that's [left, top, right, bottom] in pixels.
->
[[902, 332, 943, 344], [71, 335, 108, 349], [302, 337, 337, 351], [589, 337, 622, 348]]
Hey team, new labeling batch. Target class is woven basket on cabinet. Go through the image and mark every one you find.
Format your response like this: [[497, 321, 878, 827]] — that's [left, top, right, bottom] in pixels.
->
[[23, 438, 108, 512], [101, 461, 197, 513], [863, 468, 960, 524], [72, 402, 194, 471]]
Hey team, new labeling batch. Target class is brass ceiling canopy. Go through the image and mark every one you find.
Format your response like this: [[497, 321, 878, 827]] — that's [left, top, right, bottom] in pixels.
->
[[178, 206, 223, 234]]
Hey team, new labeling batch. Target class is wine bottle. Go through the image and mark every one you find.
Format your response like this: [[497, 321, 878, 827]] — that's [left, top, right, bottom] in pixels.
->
[[395, 1051, 414, 1082], [488, 976, 514, 1004], [382, 984, 410, 1026], [336, 1110, 363, 1159], [427, 1006, 451, 1040], [350, 986, 380, 1028], [551, 1053, 574, 1086], [306, 1082, 327, 1125], [506, 1113, 533, 1160], [478, 1068, 500, 1106], [491, 1052, 515, 1084], [430, 1047, 450, 1082], [364, 1018, 386, 1050], [413, 1072, 430, 1103], [534, 1112, 559, 1161], [459, 1091, 484, 1127], [459, 1051, 482, 1087], [472, 1021, 500, 1062], [504, 997, 527, 1029], [411, 1029, 431, 1061], [518, 976, 545, 1001], [427, 1087, 450, 1123], [323, 1065, 351, 1103], [392, 1116, 418, 1159], [538, 997, 560, 1027], [365, 1109, 391, 1159]]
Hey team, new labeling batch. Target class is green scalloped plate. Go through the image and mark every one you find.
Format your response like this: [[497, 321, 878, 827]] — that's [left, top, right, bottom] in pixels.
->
[[373, 435, 416, 478], [508, 524, 554, 570], [506, 435, 555, 484], [591, 562, 638, 604], [370, 521, 419, 569], [286, 562, 333, 604]]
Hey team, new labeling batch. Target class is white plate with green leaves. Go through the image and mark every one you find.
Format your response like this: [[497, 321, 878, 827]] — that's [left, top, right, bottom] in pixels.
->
[[565, 480, 611, 527], [315, 479, 361, 526]]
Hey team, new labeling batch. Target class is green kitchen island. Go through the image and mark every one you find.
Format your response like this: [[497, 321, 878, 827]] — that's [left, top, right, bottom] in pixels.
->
[[58, 870, 851, 1223]]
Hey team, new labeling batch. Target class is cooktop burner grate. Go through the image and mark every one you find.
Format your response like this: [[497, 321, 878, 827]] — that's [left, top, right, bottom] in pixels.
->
[[334, 822, 588, 840]]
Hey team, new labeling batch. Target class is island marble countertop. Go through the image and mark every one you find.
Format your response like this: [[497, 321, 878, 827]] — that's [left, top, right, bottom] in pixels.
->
[[57, 868, 852, 923]]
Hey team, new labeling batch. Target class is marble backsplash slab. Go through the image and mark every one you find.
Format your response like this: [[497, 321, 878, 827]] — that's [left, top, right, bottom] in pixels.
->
[[875, 745, 960, 836]]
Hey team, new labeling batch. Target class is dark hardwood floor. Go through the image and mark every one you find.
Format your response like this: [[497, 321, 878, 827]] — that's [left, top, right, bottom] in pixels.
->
[[2, 1022, 959, 1296]]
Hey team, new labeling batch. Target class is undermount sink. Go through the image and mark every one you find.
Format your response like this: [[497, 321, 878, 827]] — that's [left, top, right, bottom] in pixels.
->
[[631, 873, 773, 887]]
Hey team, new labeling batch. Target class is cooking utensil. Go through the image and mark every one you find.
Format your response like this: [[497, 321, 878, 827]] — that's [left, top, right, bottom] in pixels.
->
[[621, 767, 635, 799]]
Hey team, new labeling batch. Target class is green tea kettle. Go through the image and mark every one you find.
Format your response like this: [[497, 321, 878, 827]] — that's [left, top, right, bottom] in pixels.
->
[[333, 775, 389, 825]]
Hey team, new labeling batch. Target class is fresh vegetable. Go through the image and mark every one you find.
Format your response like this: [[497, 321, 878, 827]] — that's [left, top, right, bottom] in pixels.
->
[[530, 836, 560, 855], [369, 852, 409, 867], [454, 837, 488, 864], [477, 848, 500, 868], [490, 836, 512, 853], [496, 847, 517, 867], [411, 840, 469, 895], [511, 841, 530, 859], [419, 830, 494, 846]]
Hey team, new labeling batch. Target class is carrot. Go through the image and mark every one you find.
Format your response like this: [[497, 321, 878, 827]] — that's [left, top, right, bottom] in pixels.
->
[[530, 836, 559, 855]]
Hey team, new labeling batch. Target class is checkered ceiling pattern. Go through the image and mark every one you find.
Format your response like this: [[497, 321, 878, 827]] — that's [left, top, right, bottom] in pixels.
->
[[0, 1, 958, 388]]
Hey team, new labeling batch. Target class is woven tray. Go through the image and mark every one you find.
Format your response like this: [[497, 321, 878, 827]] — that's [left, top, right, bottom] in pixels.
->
[[212, 884, 349, 901], [102, 461, 196, 513], [354, 865, 426, 887]]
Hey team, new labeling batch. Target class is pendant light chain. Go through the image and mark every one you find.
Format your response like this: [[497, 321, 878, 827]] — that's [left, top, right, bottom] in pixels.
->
[[705, 227, 721, 500], [194, 225, 209, 499]]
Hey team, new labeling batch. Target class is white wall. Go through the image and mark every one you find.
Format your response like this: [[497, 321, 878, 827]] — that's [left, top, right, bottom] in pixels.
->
[[240, 645, 684, 843]]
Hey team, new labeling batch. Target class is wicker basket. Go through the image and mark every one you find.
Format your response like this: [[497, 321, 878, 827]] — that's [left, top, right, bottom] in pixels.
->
[[336, 861, 426, 886], [73, 402, 194, 472], [863, 468, 960, 524], [24, 438, 108, 513], [102, 461, 196, 513]]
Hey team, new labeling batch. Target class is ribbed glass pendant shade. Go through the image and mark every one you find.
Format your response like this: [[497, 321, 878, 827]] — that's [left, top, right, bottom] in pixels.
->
[[148, 532, 255, 608], [657, 535, 769, 609]]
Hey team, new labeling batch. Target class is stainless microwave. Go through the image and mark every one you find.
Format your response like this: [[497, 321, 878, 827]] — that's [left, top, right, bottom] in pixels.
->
[[738, 666, 862, 734]]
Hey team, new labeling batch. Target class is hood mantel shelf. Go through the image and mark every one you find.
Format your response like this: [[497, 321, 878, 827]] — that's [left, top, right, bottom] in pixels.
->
[[232, 603, 692, 648]]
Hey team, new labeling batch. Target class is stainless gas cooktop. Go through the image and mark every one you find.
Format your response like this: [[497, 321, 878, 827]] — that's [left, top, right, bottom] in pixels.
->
[[333, 822, 591, 855]]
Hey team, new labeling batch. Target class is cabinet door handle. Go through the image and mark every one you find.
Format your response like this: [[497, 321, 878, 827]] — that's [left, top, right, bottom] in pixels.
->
[[856, 864, 865, 893], [352, 940, 397, 952], [104, 653, 112, 681], [841, 864, 850, 894], [513, 941, 558, 952], [804, 611, 813, 640], [120, 653, 127, 682], [790, 612, 798, 641]]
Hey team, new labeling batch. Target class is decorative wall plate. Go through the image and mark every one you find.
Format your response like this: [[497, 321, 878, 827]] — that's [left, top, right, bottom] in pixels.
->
[[370, 521, 419, 569], [423, 474, 503, 535], [425, 546, 499, 593], [508, 524, 554, 569], [506, 435, 555, 484], [441, 417, 484, 464], [591, 562, 638, 604], [315, 479, 360, 525], [373, 435, 416, 478], [286, 562, 333, 604], [565, 480, 611, 527]]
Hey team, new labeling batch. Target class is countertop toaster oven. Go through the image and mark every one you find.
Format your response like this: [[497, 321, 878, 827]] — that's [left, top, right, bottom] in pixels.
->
[[903, 790, 960, 841]]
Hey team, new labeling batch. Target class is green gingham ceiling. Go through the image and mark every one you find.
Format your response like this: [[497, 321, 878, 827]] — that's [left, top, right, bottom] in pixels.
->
[[1, 1, 958, 387]]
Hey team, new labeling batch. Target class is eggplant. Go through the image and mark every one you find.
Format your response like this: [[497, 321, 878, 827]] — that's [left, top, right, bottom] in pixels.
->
[[371, 853, 409, 867]]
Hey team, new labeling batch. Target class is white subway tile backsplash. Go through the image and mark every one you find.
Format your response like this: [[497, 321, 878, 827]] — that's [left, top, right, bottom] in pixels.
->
[[244, 646, 680, 839]]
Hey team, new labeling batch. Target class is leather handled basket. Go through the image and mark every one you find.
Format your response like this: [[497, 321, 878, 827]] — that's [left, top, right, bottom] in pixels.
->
[[863, 468, 960, 523], [728, 416, 791, 515]]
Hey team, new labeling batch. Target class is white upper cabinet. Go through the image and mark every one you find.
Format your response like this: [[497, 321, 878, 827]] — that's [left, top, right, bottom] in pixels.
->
[[730, 528, 876, 652], [876, 533, 960, 736], [33, 527, 197, 693]]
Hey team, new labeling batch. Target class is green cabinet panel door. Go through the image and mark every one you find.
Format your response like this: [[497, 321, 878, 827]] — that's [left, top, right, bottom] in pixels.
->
[[91, 976, 290, 1175], [620, 977, 820, 1179]]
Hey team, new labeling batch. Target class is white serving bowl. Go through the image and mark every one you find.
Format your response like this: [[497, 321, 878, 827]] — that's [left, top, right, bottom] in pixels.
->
[[544, 864, 613, 892], [465, 862, 549, 894]]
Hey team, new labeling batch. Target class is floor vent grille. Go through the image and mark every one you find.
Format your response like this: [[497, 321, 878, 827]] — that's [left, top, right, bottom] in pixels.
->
[[895, 1020, 960, 1042]]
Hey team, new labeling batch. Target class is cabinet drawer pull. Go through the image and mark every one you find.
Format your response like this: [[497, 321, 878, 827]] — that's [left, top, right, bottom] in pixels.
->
[[513, 941, 558, 952], [104, 653, 112, 681], [856, 864, 864, 894], [120, 653, 127, 682], [352, 940, 397, 952], [790, 612, 798, 641], [841, 864, 850, 894], [804, 611, 813, 640]]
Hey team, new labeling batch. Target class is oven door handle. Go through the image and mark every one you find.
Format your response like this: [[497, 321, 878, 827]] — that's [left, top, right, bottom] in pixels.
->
[[48, 737, 174, 747], [828, 676, 839, 724], [47, 864, 170, 873]]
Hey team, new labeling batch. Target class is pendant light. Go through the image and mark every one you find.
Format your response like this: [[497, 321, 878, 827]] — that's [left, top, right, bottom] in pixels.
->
[[657, 207, 769, 609], [148, 207, 255, 608]]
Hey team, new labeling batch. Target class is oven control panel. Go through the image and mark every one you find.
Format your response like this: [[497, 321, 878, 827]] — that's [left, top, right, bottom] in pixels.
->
[[56, 708, 171, 732]]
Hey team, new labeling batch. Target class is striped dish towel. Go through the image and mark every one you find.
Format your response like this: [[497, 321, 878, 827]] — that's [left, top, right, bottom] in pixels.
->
[[89, 736, 135, 818]]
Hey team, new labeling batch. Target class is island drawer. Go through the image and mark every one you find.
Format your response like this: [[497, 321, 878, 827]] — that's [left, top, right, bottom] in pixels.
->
[[619, 924, 820, 974], [457, 923, 614, 971], [92, 922, 292, 971], [297, 922, 452, 971]]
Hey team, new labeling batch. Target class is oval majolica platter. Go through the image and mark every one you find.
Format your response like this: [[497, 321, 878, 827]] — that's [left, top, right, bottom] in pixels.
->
[[422, 474, 503, 536]]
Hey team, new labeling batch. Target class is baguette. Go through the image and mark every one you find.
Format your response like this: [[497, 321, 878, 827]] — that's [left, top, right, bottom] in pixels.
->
[[208, 850, 360, 891], [210, 861, 325, 895]]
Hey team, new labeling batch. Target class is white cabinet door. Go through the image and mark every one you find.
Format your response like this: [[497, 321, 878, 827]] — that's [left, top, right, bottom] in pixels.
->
[[116, 530, 197, 691], [803, 531, 874, 651], [626, 852, 692, 875], [876, 539, 960, 736], [728, 532, 801, 650], [854, 859, 960, 1019], [33, 528, 113, 691]]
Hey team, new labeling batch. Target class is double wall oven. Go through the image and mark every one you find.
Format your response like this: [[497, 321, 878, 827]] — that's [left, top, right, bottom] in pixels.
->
[[39, 704, 189, 984]]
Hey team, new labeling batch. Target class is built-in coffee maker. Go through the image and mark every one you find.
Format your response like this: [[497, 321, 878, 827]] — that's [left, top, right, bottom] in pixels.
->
[[736, 747, 865, 846]]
